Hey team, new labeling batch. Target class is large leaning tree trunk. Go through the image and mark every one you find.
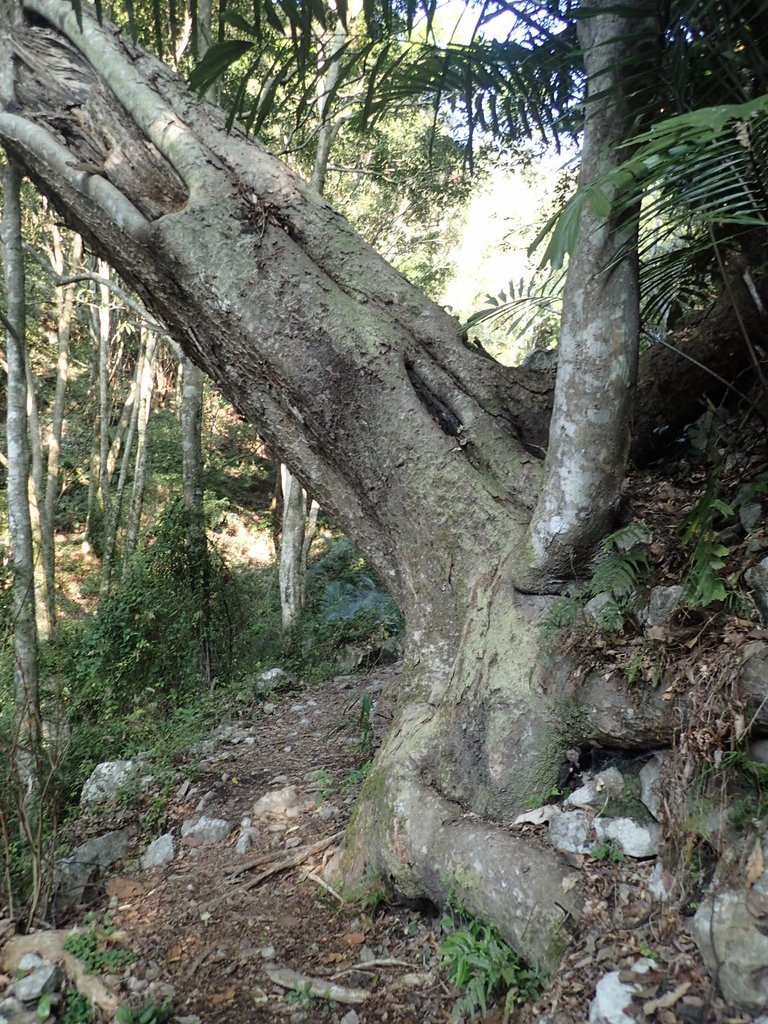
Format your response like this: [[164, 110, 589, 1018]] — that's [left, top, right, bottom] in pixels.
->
[[1, 0, 767, 970]]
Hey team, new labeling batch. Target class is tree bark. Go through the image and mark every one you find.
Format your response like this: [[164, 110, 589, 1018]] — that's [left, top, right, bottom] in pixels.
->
[[123, 328, 157, 561], [515, 0, 660, 592], [1, 156, 40, 786]]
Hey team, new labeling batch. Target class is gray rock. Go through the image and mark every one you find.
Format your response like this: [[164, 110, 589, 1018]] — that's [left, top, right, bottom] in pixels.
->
[[180, 816, 233, 846], [746, 556, 768, 624], [740, 502, 763, 534], [548, 810, 594, 854], [339, 1012, 360, 1024], [252, 784, 311, 819], [692, 863, 768, 1011], [749, 738, 768, 765], [16, 954, 44, 971], [639, 753, 666, 820], [593, 817, 659, 858], [13, 961, 61, 1003], [236, 821, 258, 855], [589, 959, 657, 1024], [741, 642, 768, 732], [256, 667, 293, 692], [0, 996, 38, 1024], [584, 593, 618, 626], [564, 768, 624, 810], [141, 833, 175, 869], [54, 829, 131, 910], [80, 760, 136, 805], [641, 586, 682, 628]]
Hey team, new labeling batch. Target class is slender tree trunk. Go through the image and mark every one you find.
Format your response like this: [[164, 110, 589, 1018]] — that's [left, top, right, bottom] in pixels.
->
[[1, 156, 40, 786], [44, 229, 81, 529], [123, 328, 157, 561], [180, 355, 212, 682], [24, 358, 55, 639], [110, 350, 142, 557], [515, 0, 660, 591], [278, 13, 347, 628]]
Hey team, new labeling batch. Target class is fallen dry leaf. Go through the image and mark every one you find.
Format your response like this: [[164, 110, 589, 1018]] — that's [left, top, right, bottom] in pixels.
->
[[343, 932, 367, 946], [746, 839, 764, 886], [206, 987, 236, 1007]]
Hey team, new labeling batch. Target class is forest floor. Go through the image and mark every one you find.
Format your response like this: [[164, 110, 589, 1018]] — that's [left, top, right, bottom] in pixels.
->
[[19, 662, 755, 1024]]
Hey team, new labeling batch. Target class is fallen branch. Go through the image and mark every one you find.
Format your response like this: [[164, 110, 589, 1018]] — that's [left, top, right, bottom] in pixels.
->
[[205, 832, 343, 909], [225, 831, 343, 880], [331, 957, 413, 979], [264, 964, 369, 1005]]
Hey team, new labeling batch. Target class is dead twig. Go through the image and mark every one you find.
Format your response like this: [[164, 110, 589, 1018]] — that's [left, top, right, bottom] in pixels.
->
[[300, 869, 344, 903], [331, 957, 413, 979], [205, 832, 342, 909], [224, 830, 342, 879]]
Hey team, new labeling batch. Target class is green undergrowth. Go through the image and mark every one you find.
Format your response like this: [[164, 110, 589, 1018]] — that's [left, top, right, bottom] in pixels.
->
[[440, 903, 545, 1021], [0, 509, 401, 920]]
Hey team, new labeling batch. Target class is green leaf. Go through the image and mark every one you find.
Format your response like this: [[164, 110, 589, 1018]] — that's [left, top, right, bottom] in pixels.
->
[[36, 994, 52, 1022], [189, 40, 254, 94]]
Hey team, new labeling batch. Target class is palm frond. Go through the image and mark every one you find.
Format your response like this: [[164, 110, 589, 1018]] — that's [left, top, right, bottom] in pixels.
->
[[534, 96, 768, 269]]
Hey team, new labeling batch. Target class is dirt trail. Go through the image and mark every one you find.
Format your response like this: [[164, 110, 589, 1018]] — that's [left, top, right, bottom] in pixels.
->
[[70, 670, 456, 1023]]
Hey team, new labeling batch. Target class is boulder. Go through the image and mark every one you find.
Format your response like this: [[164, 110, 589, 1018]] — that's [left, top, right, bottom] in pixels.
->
[[80, 761, 136, 805], [692, 849, 768, 1012], [746, 556, 768, 624], [54, 830, 131, 911]]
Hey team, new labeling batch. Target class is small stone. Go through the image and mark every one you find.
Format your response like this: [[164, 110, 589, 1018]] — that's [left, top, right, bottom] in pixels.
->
[[339, 1012, 360, 1024], [584, 593, 617, 625], [749, 739, 768, 765], [549, 810, 594, 854], [565, 768, 625, 810], [195, 790, 215, 813], [639, 753, 666, 820], [740, 502, 763, 534], [746, 556, 768, 624], [180, 816, 233, 847], [285, 836, 302, 849], [253, 785, 303, 819], [641, 586, 682, 628], [593, 817, 659, 858], [14, 962, 61, 1003], [589, 959, 657, 1024], [260, 944, 276, 959], [261, 703, 276, 716], [17, 954, 44, 971], [269, 774, 289, 786], [648, 861, 674, 902], [141, 833, 175, 870]]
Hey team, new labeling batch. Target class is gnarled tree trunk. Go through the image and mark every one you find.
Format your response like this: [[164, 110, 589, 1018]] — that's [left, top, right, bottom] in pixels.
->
[[1, 0, 766, 970]]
